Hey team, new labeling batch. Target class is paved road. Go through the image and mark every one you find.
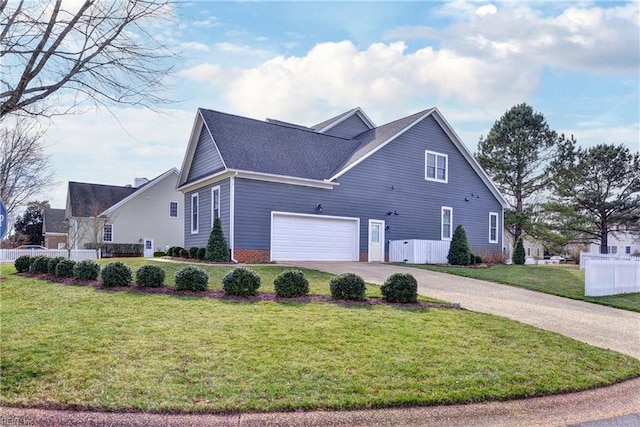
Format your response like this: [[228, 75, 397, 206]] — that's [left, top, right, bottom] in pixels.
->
[[285, 262, 640, 359], [3, 261, 639, 426]]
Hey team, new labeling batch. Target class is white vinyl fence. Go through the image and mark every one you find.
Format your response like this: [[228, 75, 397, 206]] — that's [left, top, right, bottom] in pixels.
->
[[584, 259, 640, 296], [0, 249, 97, 263], [579, 252, 634, 270], [389, 239, 451, 264]]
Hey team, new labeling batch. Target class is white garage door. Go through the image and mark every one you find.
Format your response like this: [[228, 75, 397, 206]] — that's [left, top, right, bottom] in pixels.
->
[[271, 212, 359, 261]]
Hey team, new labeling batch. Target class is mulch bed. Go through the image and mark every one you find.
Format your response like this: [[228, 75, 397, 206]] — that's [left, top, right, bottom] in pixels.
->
[[18, 272, 456, 310]]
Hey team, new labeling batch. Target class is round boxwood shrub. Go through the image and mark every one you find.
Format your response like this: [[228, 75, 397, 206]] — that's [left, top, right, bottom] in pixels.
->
[[175, 266, 208, 291], [29, 256, 50, 273], [55, 259, 76, 277], [196, 247, 206, 260], [101, 261, 132, 287], [171, 247, 184, 257], [15, 255, 31, 273], [381, 273, 418, 303], [47, 256, 66, 275], [222, 267, 261, 297], [136, 265, 166, 287], [179, 248, 189, 259], [274, 270, 309, 298], [329, 273, 366, 301], [189, 247, 199, 259], [74, 260, 100, 280]]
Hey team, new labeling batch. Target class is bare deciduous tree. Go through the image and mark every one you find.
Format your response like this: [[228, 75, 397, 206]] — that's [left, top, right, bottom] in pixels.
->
[[0, 118, 55, 216], [0, 0, 175, 118]]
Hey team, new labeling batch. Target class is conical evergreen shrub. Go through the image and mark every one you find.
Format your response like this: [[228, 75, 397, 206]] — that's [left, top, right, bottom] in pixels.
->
[[205, 217, 230, 262], [447, 225, 471, 266], [513, 237, 526, 265]]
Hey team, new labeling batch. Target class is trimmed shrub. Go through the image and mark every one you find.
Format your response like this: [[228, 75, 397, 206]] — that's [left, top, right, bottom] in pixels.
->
[[136, 265, 166, 287], [101, 262, 132, 287], [47, 257, 66, 275], [15, 255, 31, 273], [166, 247, 175, 256], [153, 251, 166, 257], [329, 273, 366, 301], [274, 270, 309, 298], [74, 260, 100, 280], [196, 247, 206, 260], [175, 266, 208, 291], [222, 267, 261, 296], [189, 247, 199, 259], [30, 256, 50, 273], [179, 248, 189, 259], [55, 259, 76, 277], [448, 225, 471, 266], [205, 217, 230, 262], [513, 238, 526, 265], [474, 254, 483, 264], [170, 247, 183, 257], [381, 273, 418, 303]]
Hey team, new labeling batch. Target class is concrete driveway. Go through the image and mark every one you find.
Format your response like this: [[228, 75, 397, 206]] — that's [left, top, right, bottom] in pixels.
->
[[284, 262, 640, 359]]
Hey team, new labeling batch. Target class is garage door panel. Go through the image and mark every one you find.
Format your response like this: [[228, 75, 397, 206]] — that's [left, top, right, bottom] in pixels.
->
[[271, 213, 359, 261]]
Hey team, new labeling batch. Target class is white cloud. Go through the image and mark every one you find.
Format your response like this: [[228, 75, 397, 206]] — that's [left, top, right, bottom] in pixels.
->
[[180, 41, 209, 52], [476, 4, 498, 16]]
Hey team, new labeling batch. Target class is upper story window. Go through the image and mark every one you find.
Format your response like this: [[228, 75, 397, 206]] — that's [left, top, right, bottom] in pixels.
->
[[211, 186, 220, 225], [191, 193, 199, 234], [103, 224, 113, 242], [441, 206, 453, 240], [489, 212, 499, 243], [169, 201, 179, 218], [425, 150, 448, 183]]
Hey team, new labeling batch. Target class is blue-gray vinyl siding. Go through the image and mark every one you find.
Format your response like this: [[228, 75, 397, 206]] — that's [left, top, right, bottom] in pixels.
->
[[231, 115, 503, 256], [187, 127, 225, 183], [184, 179, 231, 248], [323, 114, 371, 139]]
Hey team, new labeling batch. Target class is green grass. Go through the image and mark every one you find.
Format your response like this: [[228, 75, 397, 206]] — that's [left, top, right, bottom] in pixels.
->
[[1, 262, 639, 414], [410, 264, 640, 312]]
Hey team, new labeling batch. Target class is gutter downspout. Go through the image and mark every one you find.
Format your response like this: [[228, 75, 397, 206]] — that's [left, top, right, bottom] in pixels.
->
[[230, 172, 237, 263]]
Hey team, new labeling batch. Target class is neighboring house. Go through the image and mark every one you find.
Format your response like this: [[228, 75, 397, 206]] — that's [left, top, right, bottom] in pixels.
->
[[42, 208, 67, 249], [588, 226, 640, 256], [65, 168, 183, 256], [177, 107, 508, 263]]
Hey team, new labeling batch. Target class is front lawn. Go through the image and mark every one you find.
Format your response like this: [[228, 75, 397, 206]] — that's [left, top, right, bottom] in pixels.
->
[[1, 261, 639, 413], [412, 264, 640, 312]]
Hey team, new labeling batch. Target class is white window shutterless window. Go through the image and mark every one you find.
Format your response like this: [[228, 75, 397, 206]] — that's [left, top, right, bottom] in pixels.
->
[[169, 201, 178, 218], [191, 193, 199, 234], [211, 186, 220, 226], [441, 207, 453, 240], [489, 212, 498, 243], [425, 150, 448, 183], [103, 224, 113, 242]]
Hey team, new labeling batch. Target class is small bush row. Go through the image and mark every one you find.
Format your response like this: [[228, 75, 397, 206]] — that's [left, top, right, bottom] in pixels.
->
[[15, 256, 419, 303], [15, 255, 101, 280], [166, 246, 207, 260]]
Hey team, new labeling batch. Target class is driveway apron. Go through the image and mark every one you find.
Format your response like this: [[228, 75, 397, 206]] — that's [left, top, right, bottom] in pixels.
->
[[284, 262, 640, 359]]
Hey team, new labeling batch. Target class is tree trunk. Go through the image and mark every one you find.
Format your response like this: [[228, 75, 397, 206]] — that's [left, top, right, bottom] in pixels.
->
[[600, 222, 608, 254]]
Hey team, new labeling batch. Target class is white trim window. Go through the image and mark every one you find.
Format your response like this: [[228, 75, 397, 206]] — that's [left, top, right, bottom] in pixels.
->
[[425, 150, 448, 183], [211, 186, 220, 226], [489, 212, 499, 243], [103, 223, 113, 242], [169, 201, 179, 218], [441, 207, 453, 240], [191, 193, 199, 234]]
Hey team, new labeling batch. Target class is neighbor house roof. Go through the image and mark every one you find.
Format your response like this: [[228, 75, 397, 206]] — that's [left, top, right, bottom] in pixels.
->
[[68, 168, 178, 217], [43, 208, 66, 233]]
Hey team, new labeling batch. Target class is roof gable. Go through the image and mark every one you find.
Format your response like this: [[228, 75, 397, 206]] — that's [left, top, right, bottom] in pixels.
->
[[193, 108, 361, 182], [312, 107, 375, 135]]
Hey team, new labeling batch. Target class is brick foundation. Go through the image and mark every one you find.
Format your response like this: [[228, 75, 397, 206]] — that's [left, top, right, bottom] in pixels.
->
[[234, 249, 271, 263]]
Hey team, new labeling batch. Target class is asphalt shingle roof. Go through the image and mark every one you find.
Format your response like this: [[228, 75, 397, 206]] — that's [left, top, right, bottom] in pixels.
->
[[43, 208, 66, 233], [200, 109, 361, 181], [68, 182, 137, 217]]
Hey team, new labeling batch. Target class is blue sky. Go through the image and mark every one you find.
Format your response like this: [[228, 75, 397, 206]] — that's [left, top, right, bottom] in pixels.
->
[[43, 0, 639, 208]]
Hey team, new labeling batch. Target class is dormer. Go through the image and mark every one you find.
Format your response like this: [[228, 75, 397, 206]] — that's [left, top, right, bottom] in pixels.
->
[[312, 107, 375, 139]]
